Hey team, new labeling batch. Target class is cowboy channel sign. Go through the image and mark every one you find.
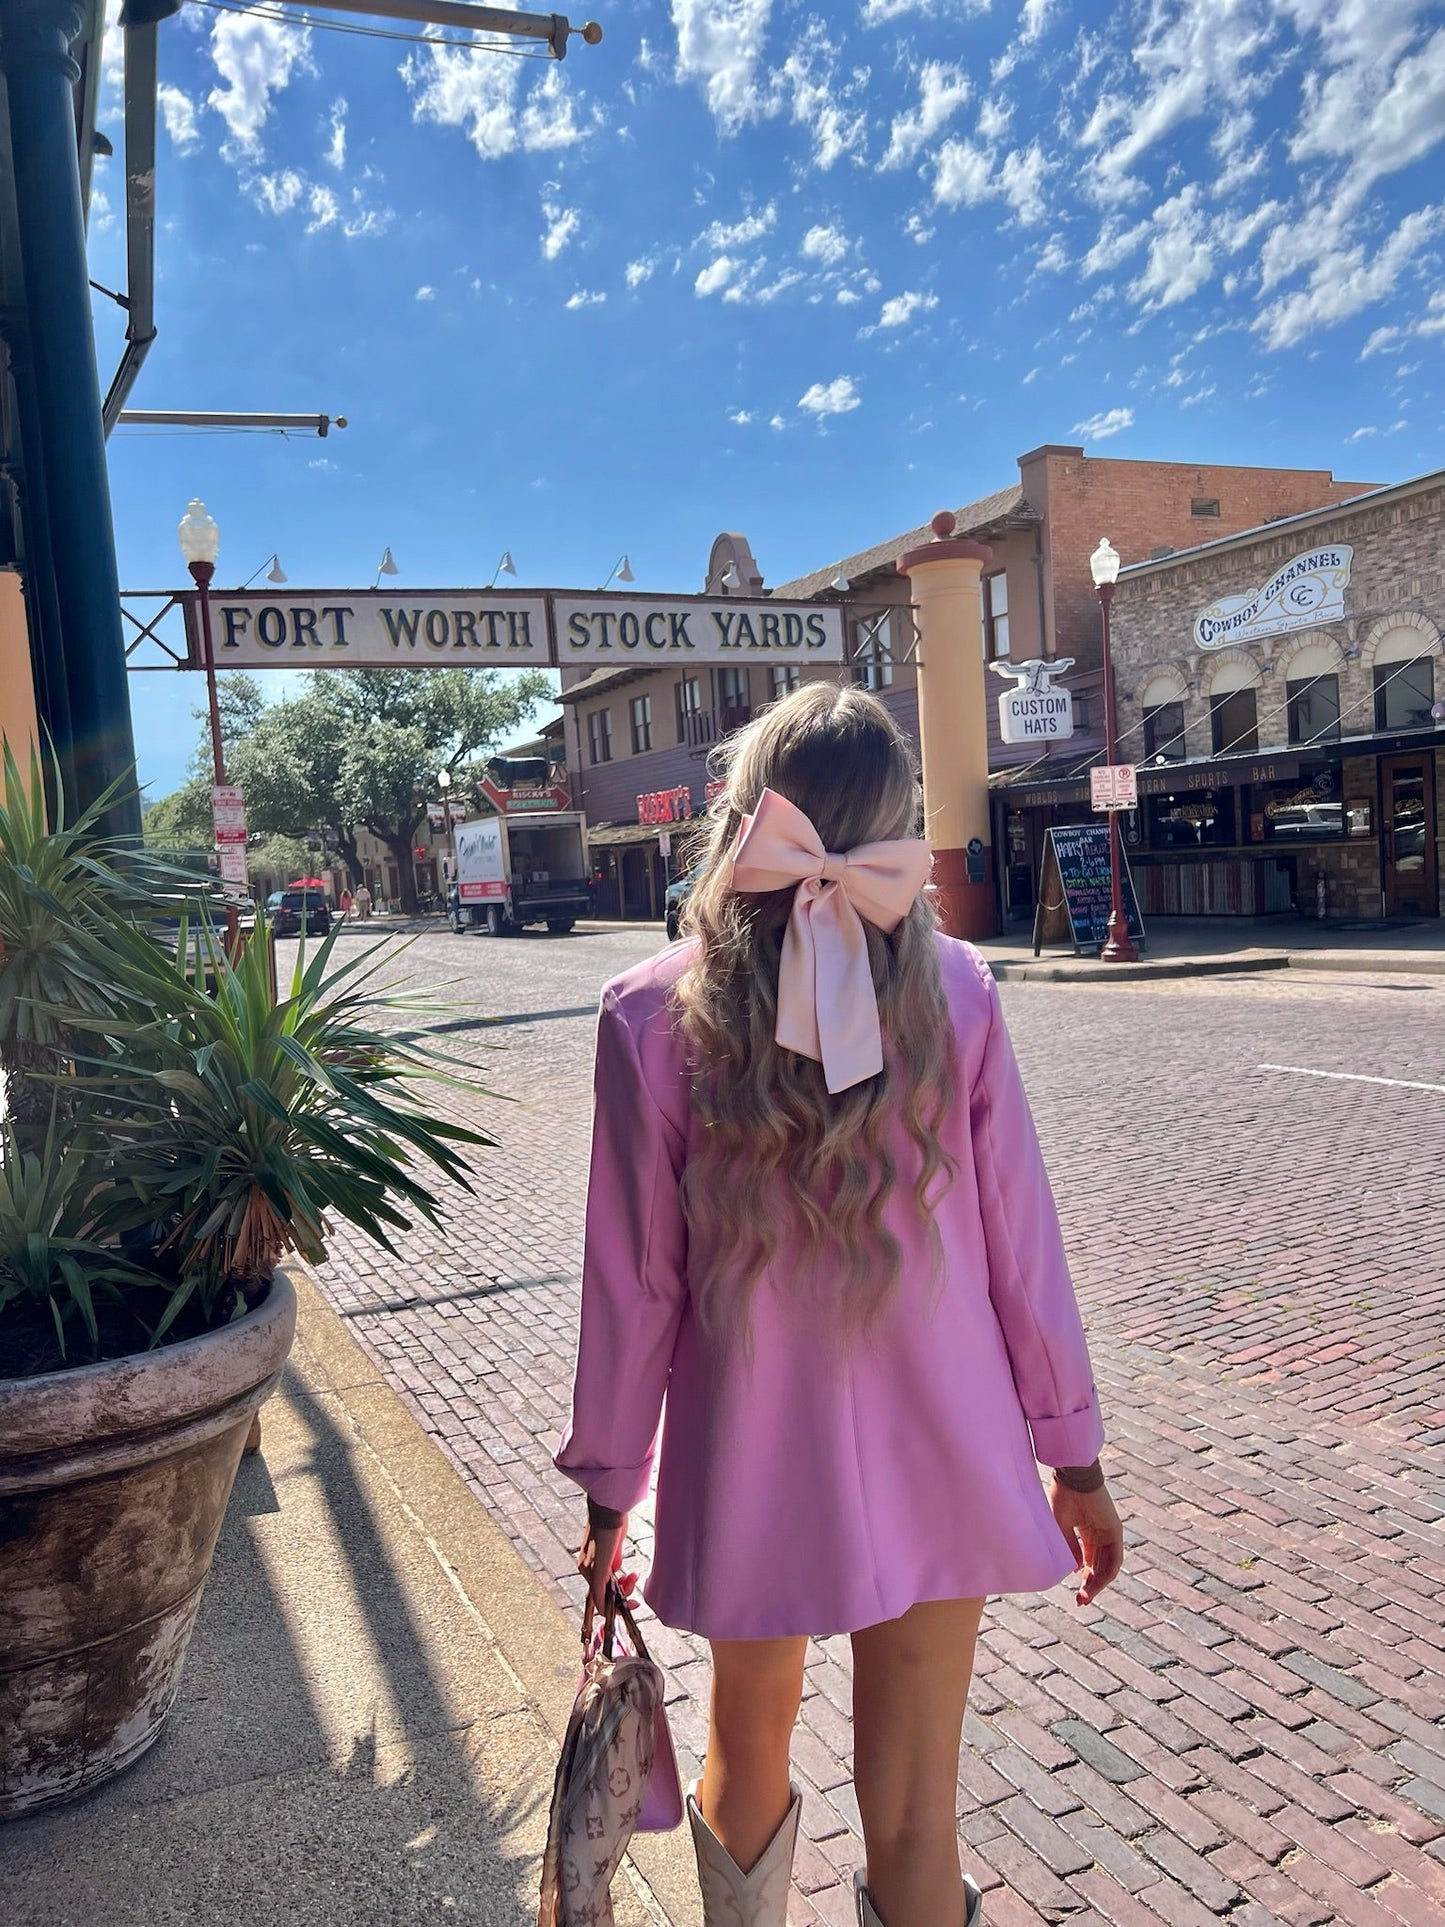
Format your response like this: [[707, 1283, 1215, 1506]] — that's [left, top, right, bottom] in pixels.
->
[[1193, 546, 1353, 651], [989, 657, 1076, 744], [181, 590, 846, 668]]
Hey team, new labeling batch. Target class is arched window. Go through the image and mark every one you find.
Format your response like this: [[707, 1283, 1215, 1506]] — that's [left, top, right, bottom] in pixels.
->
[[1373, 628, 1437, 731], [1207, 660, 1260, 756], [1139, 673, 1186, 761], [1285, 640, 1343, 745]]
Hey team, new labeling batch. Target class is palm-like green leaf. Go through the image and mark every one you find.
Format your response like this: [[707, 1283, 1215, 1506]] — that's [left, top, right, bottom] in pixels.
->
[[1, 750, 504, 1369]]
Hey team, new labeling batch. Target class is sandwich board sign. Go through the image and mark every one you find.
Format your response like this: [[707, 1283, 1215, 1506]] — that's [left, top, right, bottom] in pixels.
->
[[1031, 824, 1146, 957]]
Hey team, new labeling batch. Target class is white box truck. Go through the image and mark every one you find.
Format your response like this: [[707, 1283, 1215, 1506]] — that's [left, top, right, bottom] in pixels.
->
[[450, 811, 591, 935]]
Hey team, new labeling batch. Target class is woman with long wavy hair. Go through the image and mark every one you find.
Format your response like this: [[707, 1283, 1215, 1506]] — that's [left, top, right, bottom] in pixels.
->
[[556, 682, 1123, 1927]]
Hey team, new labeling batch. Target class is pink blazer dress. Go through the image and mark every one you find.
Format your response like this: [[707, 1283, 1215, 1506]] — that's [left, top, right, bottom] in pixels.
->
[[555, 933, 1105, 1642]]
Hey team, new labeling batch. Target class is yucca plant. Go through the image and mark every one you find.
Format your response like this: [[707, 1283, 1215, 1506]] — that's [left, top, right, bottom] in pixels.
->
[[67, 915, 494, 1346], [0, 742, 204, 1129], [0, 748, 498, 1376]]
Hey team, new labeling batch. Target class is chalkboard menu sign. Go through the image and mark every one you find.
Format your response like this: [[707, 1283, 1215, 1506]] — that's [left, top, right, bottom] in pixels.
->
[[1033, 825, 1146, 956]]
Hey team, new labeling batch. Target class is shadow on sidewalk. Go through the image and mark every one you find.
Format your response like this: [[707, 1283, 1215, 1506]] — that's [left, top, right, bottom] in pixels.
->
[[0, 1365, 590, 1927]]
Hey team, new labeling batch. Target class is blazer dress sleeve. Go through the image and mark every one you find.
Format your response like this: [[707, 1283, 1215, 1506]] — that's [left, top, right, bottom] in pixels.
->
[[553, 987, 689, 1514], [968, 961, 1105, 1470]]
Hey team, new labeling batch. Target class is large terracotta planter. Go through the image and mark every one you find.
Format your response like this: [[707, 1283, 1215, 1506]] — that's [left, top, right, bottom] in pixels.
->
[[0, 1269, 297, 1817]]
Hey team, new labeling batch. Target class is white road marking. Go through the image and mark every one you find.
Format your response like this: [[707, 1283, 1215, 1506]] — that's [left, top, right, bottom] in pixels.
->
[[1259, 1063, 1445, 1095]]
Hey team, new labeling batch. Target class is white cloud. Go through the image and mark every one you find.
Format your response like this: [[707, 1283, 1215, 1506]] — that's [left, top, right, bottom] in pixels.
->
[[880, 60, 970, 171], [977, 97, 1012, 143], [729, 409, 754, 424], [325, 97, 347, 172], [1034, 233, 1069, 273], [798, 375, 861, 417], [415, 284, 437, 300], [541, 197, 580, 260], [1361, 325, 1404, 358], [876, 289, 938, 329], [1022, 366, 1039, 383], [780, 25, 868, 171], [769, 413, 788, 430], [701, 203, 776, 249], [904, 211, 934, 245], [1180, 384, 1216, 407], [305, 184, 339, 233], [933, 139, 993, 209], [933, 137, 1049, 225], [208, 14, 312, 156], [403, 42, 594, 160], [836, 287, 862, 305], [860, 0, 988, 21], [670, 0, 773, 132], [90, 187, 114, 232], [1289, 16, 1445, 208], [626, 257, 656, 287], [801, 223, 850, 264], [1082, 216, 1150, 277], [1345, 424, 1379, 441], [249, 169, 305, 216], [157, 84, 200, 155], [1255, 204, 1445, 350], [565, 289, 607, 308], [1072, 405, 1134, 441], [1020, 0, 1055, 43], [1128, 186, 1215, 313], [695, 255, 737, 295]]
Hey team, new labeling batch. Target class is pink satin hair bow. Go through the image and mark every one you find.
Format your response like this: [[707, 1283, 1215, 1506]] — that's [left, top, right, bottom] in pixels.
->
[[728, 788, 933, 1094]]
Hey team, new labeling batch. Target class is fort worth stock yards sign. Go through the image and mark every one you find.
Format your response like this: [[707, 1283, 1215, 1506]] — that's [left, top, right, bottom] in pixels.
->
[[181, 590, 846, 668]]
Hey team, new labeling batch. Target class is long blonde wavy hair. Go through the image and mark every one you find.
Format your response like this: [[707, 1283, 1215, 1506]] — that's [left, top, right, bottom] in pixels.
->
[[672, 681, 957, 1346]]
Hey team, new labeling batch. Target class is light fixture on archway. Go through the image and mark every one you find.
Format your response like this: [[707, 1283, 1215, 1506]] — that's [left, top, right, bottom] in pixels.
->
[[235, 553, 288, 590], [831, 566, 851, 592], [599, 554, 634, 590], [373, 546, 399, 588], [720, 562, 742, 591], [488, 551, 517, 588]]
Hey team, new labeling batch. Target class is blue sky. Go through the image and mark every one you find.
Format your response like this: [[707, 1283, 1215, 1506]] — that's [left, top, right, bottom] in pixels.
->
[[89, 0, 1445, 798]]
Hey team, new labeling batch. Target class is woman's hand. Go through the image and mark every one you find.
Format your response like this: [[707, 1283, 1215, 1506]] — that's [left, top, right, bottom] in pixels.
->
[[577, 1507, 633, 1613], [1049, 1470, 1125, 1606]]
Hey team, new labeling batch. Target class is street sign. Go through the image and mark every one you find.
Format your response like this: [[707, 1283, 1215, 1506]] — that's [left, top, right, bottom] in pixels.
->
[[211, 784, 247, 844], [1091, 764, 1138, 811], [989, 658, 1076, 744], [217, 845, 248, 885]]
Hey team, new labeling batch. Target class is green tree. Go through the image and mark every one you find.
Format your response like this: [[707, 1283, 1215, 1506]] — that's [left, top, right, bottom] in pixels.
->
[[223, 667, 552, 911]]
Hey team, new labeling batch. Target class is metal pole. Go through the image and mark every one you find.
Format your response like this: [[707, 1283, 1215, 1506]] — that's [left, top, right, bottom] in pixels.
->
[[1098, 581, 1138, 964], [1, 0, 141, 840], [187, 557, 241, 958]]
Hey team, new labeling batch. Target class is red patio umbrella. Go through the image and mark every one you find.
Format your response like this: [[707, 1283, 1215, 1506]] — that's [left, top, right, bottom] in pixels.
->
[[287, 878, 327, 889]]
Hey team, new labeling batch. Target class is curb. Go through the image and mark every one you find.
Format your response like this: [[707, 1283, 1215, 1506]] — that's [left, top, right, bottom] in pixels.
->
[[289, 1270, 702, 1927], [988, 953, 1291, 985]]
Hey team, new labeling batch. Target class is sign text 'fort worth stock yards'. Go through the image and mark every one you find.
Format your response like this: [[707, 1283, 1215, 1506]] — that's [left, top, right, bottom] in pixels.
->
[[182, 591, 846, 669]]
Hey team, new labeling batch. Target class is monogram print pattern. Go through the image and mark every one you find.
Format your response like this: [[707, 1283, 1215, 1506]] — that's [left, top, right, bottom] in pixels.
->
[[538, 1652, 666, 1927]]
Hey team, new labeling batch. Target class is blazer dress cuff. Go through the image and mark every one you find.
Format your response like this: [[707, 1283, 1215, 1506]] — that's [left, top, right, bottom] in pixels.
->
[[1027, 1396, 1106, 1470], [552, 1449, 652, 1515]]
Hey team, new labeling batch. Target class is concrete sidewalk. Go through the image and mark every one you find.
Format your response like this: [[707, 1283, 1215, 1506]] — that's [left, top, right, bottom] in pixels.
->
[[0, 1274, 700, 1927], [982, 914, 1445, 983]]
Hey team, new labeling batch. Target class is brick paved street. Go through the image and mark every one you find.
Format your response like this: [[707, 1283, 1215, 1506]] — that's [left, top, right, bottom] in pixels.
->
[[297, 927, 1445, 1927]]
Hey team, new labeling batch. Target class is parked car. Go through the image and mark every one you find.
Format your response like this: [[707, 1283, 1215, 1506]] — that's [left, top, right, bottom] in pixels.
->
[[665, 869, 699, 941], [265, 887, 332, 937]]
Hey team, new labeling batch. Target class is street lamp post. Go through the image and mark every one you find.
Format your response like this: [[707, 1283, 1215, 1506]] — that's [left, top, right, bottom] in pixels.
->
[[1090, 537, 1139, 965], [438, 767, 458, 913], [178, 499, 239, 956]]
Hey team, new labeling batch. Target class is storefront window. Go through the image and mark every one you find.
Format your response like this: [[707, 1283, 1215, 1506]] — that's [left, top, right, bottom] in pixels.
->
[[1374, 657, 1435, 731], [1143, 702, 1186, 760], [1210, 688, 1258, 755], [1287, 675, 1340, 745], [1146, 789, 1237, 849], [1251, 775, 1343, 842], [770, 662, 802, 697]]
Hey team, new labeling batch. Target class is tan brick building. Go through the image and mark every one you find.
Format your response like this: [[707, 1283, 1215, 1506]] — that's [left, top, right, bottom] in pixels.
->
[[1010, 467, 1445, 924], [560, 446, 1373, 921]]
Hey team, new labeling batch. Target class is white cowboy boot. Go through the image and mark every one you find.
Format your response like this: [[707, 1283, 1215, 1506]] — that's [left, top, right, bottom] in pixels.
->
[[853, 1868, 984, 1927], [687, 1778, 802, 1927]]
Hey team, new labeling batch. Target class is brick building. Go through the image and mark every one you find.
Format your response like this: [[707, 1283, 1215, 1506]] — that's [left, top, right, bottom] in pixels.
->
[[560, 447, 1373, 920], [1047, 467, 1443, 924]]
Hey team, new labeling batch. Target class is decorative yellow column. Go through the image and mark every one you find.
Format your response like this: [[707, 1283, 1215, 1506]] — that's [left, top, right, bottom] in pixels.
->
[[899, 512, 997, 941], [0, 573, 39, 774]]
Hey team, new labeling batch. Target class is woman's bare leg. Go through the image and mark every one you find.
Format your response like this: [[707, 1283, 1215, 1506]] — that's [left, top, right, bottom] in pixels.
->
[[702, 1635, 809, 1870], [851, 1599, 986, 1927]]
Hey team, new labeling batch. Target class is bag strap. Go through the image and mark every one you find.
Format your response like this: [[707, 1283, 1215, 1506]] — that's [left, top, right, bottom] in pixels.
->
[[583, 1578, 653, 1665]]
